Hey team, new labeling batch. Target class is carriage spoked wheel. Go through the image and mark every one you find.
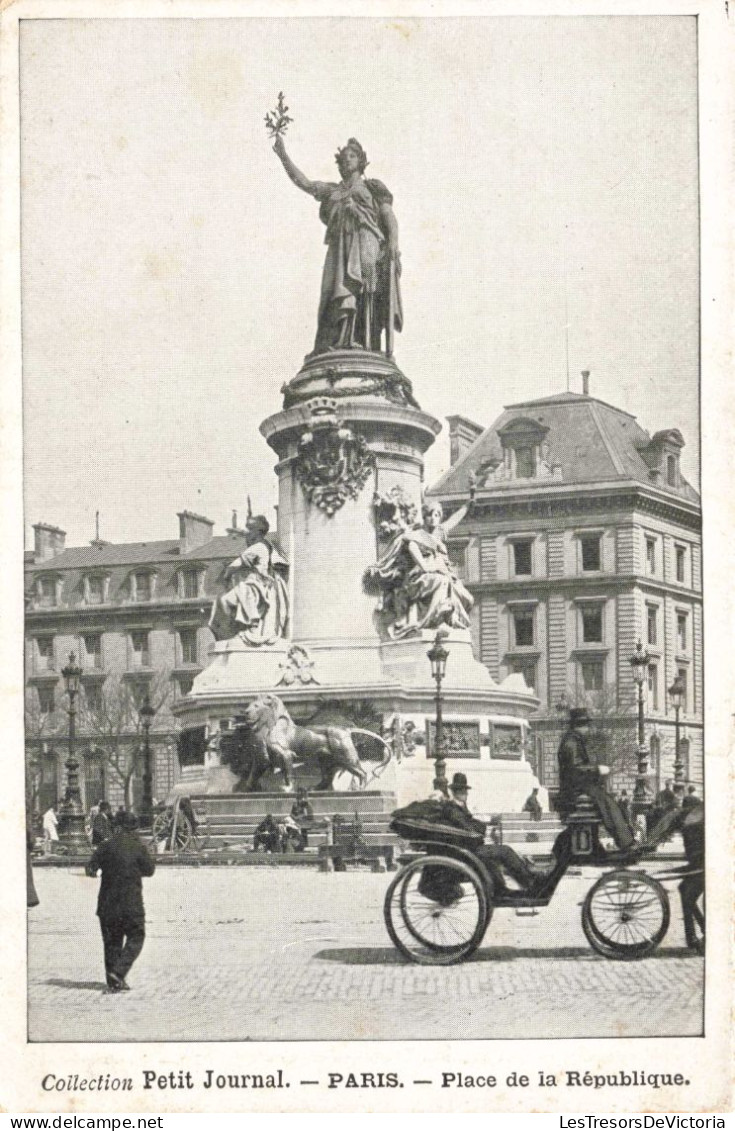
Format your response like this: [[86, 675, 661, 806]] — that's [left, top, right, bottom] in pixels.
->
[[150, 811, 195, 852], [582, 870, 670, 960], [384, 855, 490, 966]]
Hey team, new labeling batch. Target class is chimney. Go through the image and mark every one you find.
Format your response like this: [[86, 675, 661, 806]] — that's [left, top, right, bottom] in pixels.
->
[[581, 370, 590, 396], [178, 510, 214, 553], [33, 523, 66, 562], [446, 415, 484, 467]]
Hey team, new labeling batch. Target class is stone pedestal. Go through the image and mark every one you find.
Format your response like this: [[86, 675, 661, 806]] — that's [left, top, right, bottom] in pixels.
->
[[175, 350, 542, 814]]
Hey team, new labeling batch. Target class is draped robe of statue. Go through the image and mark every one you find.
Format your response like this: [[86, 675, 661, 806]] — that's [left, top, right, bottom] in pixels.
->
[[308, 176, 403, 354], [369, 523, 473, 639], [209, 539, 289, 646]]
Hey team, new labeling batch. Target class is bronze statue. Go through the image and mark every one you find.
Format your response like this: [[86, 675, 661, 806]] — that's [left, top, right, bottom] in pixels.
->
[[272, 133, 402, 356]]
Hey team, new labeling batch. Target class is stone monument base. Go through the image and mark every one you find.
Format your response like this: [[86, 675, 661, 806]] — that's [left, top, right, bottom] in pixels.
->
[[174, 630, 540, 814]]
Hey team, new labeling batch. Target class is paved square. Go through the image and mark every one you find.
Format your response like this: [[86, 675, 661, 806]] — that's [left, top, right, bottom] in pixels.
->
[[28, 865, 703, 1042]]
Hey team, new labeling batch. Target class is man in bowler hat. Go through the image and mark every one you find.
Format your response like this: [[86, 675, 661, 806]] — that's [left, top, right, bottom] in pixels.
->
[[447, 772, 548, 893], [86, 810, 155, 993], [556, 708, 635, 850]]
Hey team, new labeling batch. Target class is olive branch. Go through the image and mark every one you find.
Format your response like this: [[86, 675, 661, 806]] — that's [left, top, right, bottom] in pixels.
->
[[264, 92, 293, 138]]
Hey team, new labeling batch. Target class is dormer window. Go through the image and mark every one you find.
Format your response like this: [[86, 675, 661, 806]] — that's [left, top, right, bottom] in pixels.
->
[[638, 428, 684, 490], [496, 417, 551, 482], [131, 570, 156, 603], [666, 455, 678, 487], [515, 447, 535, 478], [179, 568, 203, 600], [83, 572, 110, 606], [35, 575, 60, 608]]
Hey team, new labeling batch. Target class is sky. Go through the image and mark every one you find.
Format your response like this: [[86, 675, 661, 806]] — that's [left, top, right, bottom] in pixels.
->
[[20, 15, 699, 549]]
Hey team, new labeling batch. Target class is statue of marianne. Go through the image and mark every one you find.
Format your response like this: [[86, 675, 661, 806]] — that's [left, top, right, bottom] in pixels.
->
[[273, 134, 403, 356]]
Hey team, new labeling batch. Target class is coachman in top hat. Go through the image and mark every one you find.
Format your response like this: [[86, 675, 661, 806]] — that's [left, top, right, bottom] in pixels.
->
[[556, 708, 635, 850]]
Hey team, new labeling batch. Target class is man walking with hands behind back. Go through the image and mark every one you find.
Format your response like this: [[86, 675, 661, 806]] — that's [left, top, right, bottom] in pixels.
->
[[86, 811, 155, 993]]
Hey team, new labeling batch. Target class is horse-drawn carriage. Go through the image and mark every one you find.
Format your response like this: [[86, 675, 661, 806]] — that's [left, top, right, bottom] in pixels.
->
[[383, 798, 704, 965]]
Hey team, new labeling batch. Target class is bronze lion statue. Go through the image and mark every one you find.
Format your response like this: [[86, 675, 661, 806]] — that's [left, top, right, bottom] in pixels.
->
[[239, 693, 391, 792]]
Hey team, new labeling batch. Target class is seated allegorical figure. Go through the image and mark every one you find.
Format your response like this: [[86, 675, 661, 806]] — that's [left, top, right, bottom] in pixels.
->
[[365, 500, 473, 638], [209, 514, 289, 646]]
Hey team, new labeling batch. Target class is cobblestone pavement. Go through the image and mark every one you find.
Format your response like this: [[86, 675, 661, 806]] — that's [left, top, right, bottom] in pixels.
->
[[28, 865, 703, 1042]]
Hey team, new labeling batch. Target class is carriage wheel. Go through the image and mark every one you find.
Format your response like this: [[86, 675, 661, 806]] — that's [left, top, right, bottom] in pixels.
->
[[582, 870, 670, 960], [172, 815, 194, 851], [384, 855, 489, 966], [150, 811, 171, 848]]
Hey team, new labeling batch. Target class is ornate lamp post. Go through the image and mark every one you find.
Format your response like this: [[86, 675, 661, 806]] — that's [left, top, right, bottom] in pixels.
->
[[139, 695, 156, 828], [629, 641, 651, 819], [58, 652, 88, 850], [668, 674, 686, 797], [427, 629, 450, 796]]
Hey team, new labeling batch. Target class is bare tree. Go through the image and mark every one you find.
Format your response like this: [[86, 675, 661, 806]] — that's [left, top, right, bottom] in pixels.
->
[[76, 670, 175, 808]]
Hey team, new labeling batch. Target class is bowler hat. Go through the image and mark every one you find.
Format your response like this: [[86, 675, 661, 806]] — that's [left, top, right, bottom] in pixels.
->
[[449, 772, 471, 792], [569, 708, 591, 727]]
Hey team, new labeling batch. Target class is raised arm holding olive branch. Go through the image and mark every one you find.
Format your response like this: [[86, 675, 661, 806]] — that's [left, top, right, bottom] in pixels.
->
[[272, 134, 403, 356]]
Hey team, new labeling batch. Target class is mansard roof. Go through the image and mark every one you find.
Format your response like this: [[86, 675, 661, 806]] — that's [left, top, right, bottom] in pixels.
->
[[431, 391, 699, 504]]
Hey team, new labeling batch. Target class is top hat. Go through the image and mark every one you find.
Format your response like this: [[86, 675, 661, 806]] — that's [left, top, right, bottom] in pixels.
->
[[569, 707, 591, 727], [449, 772, 471, 792]]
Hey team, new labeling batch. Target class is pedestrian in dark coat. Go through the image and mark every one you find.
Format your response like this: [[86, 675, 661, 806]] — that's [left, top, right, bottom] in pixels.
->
[[86, 811, 155, 992], [91, 801, 113, 847], [522, 787, 543, 821], [556, 708, 635, 850]]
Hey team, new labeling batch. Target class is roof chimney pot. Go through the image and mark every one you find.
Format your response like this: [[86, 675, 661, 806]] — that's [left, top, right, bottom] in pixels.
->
[[581, 370, 590, 396]]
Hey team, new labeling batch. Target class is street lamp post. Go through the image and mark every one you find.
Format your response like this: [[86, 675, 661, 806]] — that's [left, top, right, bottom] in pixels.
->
[[139, 695, 156, 829], [58, 652, 89, 851], [629, 641, 651, 820], [668, 674, 686, 799], [427, 629, 450, 797]]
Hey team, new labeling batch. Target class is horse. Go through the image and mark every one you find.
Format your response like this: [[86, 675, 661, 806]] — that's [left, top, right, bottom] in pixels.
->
[[241, 693, 392, 792]]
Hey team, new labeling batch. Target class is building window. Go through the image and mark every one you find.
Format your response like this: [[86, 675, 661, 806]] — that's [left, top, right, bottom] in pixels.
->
[[647, 664, 659, 710], [512, 539, 533, 577], [645, 538, 656, 575], [130, 631, 150, 668], [509, 658, 537, 694], [666, 455, 678, 487], [581, 605, 603, 644], [36, 636, 55, 672], [646, 606, 658, 647], [37, 684, 55, 713], [675, 546, 686, 584], [676, 613, 688, 653], [82, 633, 102, 669], [84, 683, 103, 713], [37, 577, 58, 608], [181, 570, 201, 599], [179, 627, 198, 665], [580, 534, 602, 572], [134, 572, 153, 602], [580, 660, 604, 692], [86, 576, 105, 605], [512, 608, 534, 648], [515, 447, 535, 478]]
